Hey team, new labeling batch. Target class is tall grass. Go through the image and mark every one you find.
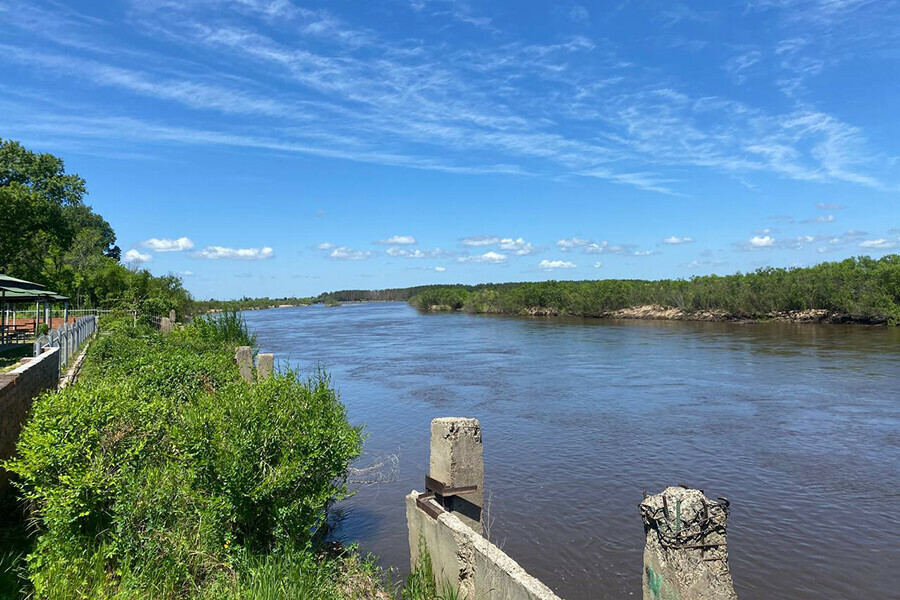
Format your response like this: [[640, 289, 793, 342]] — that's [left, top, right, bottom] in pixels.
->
[[190, 309, 257, 346]]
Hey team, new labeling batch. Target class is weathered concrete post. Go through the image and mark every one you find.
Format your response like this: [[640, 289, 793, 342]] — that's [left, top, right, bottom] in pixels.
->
[[169, 309, 176, 323], [430, 417, 484, 533], [257, 353, 274, 380], [234, 346, 253, 382], [159, 316, 172, 332], [640, 486, 738, 600]]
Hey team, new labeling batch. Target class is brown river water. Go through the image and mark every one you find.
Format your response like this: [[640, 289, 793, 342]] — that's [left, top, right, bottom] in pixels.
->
[[242, 302, 899, 600]]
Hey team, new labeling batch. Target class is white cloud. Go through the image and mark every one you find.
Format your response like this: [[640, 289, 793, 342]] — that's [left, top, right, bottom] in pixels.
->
[[633, 250, 654, 256], [329, 246, 373, 260], [539, 259, 576, 270], [583, 242, 609, 254], [124, 249, 152, 264], [194, 245, 274, 260], [802, 214, 835, 223], [858, 239, 897, 249], [593, 261, 603, 268], [557, 238, 589, 251], [816, 202, 844, 210], [457, 251, 507, 263], [498, 237, 535, 255], [376, 235, 417, 245], [434, 266, 446, 272], [385, 247, 446, 259], [663, 236, 694, 245], [750, 235, 775, 247], [316, 242, 335, 250], [557, 238, 639, 255], [139, 236, 194, 252], [461, 236, 499, 247], [178, 270, 194, 276]]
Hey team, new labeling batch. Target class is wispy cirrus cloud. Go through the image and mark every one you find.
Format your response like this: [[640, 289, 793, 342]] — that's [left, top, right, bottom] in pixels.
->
[[1, 0, 894, 195]]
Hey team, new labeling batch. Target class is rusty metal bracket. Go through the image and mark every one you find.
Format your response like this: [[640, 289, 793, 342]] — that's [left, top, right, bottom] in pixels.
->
[[416, 476, 478, 519], [416, 491, 444, 519], [425, 475, 477, 496]]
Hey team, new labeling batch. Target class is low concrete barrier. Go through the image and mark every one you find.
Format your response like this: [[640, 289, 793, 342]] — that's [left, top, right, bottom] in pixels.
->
[[0, 347, 59, 495], [407, 417, 563, 600], [408, 418, 741, 599]]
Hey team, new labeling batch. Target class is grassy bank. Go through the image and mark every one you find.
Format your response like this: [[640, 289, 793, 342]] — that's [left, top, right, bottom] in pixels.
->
[[408, 256, 900, 324], [0, 312, 443, 599]]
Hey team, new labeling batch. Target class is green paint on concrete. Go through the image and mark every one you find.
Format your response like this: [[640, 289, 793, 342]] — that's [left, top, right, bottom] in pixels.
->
[[647, 565, 663, 599]]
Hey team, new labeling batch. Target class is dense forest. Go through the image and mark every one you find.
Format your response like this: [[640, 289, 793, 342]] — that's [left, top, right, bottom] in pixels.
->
[[0, 139, 191, 315], [404, 256, 900, 324]]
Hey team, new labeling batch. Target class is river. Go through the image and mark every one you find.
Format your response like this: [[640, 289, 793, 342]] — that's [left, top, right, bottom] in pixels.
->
[[242, 302, 899, 600]]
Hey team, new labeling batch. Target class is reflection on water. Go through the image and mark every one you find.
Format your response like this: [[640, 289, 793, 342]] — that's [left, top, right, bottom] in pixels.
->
[[243, 303, 900, 600]]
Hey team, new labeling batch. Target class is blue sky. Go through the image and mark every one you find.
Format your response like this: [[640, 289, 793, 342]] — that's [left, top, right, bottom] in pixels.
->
[[2, 0, 898, 299]]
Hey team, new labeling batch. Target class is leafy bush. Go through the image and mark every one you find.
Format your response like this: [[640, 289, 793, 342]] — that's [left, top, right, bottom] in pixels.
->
[[5, 315, 362, 597]]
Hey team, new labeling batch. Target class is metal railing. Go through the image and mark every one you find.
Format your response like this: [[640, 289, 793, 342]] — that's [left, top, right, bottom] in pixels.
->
[[34, 315, 98, 370]]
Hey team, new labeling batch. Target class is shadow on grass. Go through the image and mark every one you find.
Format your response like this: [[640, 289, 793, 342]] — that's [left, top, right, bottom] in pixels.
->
[[0, 487, 32, 600]]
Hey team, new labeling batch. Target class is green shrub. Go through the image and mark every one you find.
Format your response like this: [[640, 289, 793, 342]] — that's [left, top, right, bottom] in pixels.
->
[[5, 316, 362, 598]]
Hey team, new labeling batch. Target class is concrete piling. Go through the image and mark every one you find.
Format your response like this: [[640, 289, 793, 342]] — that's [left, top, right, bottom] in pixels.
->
[[257, 353, 274, 380], [159, 317, 172, 332], [234, 346, 253, 382], [169, 309, 176, 323], [429, 417, 484, 533], [640, 486, 738, 600]]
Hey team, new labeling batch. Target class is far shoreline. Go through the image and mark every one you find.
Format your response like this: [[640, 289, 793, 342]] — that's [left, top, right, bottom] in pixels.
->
[[417, 303, 891, 326]]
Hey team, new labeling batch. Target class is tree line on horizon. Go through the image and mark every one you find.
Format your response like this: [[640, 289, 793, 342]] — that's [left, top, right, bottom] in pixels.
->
[[402, 255, 900, 324]]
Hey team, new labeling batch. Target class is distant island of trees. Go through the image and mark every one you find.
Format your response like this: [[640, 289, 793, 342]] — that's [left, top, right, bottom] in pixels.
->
[[317, 256, 900, 325]]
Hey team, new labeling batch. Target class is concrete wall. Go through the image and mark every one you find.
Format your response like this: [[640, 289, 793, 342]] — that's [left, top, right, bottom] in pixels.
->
[[0, 347, 60, 494], [406, 491, 563, 600]]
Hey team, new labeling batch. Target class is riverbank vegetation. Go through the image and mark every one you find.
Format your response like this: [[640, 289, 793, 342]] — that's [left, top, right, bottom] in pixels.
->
[[1, 311, 374, 598], [1, 310, 456, 598], [407, 256, 900, 324]]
